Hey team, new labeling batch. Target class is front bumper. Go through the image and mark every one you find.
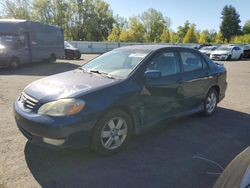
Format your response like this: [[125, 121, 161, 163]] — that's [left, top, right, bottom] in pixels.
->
[[210, 54, 228, 60], [14, 101, 95, 149]]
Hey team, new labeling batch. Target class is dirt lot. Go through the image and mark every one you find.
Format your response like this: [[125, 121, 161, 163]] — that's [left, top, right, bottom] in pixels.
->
[[0, 55, 250, 188]]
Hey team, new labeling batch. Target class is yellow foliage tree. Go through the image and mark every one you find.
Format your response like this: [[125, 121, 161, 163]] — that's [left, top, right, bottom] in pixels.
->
[[183, 26, 197, 43], [107, 27, 120, 41], [160, 29, 170, 43], [215, 32, 224, 43], [119, 30, 130, 42], [198, 32, 208, 44]]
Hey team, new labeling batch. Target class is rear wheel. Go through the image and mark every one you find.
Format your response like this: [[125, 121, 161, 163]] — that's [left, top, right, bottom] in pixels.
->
[[91, 110, 133, 156], [48, 54, 56, 63], [9, 58, 19, 69], [203, 88, 218, 116]]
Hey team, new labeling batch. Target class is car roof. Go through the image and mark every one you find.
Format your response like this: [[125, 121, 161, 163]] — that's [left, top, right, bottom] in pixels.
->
[[115, 45, 193, 53]]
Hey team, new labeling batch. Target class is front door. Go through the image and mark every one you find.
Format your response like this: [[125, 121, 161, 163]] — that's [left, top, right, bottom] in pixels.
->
[[140, 50, 183, 124]]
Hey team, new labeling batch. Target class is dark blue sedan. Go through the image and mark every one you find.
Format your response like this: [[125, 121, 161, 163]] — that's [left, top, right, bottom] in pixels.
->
[[14, 45, 227, 155]]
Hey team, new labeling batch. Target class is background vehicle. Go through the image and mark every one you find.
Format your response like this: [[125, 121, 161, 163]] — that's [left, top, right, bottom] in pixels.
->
[[14, 45, 227, 155], [0, 19, 64, 68], [214, 147, 250, 188], [210, 45, 244, 60], [199, 46, 217, 57], [64, 41, 81, 60], [242, 44, 250, 58]]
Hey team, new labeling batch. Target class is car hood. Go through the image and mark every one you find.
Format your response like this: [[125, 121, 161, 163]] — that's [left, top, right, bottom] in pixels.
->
[[24, 69, 118, 102], [212, 50, 230, 55], [200, 50, 211, 53]]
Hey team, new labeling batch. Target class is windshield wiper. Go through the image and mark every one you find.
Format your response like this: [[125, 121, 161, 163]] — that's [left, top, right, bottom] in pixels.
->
[[89, 70, 115, 79]]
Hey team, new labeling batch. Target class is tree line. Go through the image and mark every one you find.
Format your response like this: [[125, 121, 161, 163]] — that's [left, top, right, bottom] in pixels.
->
[[1, 0, 250, 44]]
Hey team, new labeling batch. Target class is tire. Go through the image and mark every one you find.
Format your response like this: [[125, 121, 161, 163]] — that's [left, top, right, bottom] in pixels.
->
[[227, 55, 231, 61], [9, 58, 19, 69], [203, 88, 218, 116], [76, 53, 81, 60], [91, 109, 133, 156], [48, 54, 56, 63]]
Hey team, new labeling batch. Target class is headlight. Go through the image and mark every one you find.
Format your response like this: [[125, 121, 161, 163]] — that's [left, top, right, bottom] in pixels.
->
[[0, 45, 6, 53], [38, 99, 85, 116]]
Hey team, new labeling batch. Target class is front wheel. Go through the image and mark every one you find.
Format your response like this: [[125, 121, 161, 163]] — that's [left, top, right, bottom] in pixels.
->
[[227, 55, 231, 61], [203, 88, 218, 116], [91, 110, 133, 156]]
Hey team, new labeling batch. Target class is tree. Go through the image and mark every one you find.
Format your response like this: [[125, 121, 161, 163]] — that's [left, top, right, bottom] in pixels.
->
[[127, 17, 145, 42], [141, 8, 169, 42], [198, 31, 208, 44], [220, 5, 241, 42], [119, 30, 130, 42], [3, 0, 31, 19], [169, 32, 178, 44], [243, 20, 250, 34], [183, 25, 197, 43], [160, 29, 170, 43], [177, 20, 190, 42], [215, 32, 224, 43], [107, 27, 120, 41]]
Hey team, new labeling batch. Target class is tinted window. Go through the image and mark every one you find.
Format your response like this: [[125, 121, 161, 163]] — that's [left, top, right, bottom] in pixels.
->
[[180, 51, 203, 72], [147, 51, 179, 76]]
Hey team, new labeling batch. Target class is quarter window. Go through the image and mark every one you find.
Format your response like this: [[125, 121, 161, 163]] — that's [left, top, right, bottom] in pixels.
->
[[147, 51, 179, 76], [180, 51, 204, 72]]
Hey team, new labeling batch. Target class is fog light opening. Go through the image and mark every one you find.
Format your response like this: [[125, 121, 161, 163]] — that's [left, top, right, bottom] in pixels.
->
[[42, 137, 65, 146]]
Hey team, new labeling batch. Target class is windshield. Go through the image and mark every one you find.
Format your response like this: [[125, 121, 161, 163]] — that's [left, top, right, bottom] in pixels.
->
[[217, 46, 232, 51], [201, 47, 213, 50], [82, 50, 149, 79], [0, 34, 25, 49], [64, 41, 74, 48]]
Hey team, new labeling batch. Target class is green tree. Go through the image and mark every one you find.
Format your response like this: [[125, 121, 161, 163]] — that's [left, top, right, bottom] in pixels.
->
[[3, 0, 31, 19], [220, 5, 241, 42], [160, 29, 170, 43], [183, 25, 197, 43], [107, 27, 120, 41], [243, 20, 250, 34], [127, 17, 145, 42], [141, 8, 169, 42], [177, 20, 190, 42]]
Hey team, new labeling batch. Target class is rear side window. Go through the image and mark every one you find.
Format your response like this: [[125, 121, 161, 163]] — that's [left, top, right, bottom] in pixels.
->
[[180, 51, 205, 72]]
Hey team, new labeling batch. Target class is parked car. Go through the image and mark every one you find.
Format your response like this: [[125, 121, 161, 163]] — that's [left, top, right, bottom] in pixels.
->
[[14, 45, 227, 155], [214, 147, 250, 188], [64, 41, 81, 60], [210, 45, 244, 60], [199, 46, 217, 57], [0, 19, 64, 68], [242, 44, 250, 58]]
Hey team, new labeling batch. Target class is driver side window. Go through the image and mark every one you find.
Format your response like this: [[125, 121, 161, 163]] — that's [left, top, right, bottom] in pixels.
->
[[147, 51, 179, 77]]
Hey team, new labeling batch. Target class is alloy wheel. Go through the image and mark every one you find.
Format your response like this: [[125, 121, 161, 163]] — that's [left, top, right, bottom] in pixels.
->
[[101, 117, 128, 150]]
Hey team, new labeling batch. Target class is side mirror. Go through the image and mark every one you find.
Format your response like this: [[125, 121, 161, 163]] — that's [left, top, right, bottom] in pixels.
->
[[144, 70, 162, 79]]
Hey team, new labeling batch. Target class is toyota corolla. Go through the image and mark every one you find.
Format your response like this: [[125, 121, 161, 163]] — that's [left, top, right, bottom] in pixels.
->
[[14, 45, 227, 155]]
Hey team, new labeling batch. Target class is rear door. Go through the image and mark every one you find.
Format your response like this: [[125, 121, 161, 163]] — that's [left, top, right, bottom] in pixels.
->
[[178, 50, 212, 111]]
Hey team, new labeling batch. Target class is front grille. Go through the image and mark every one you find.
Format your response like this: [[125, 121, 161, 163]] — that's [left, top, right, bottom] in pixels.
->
[[19, 92, 38, 110]]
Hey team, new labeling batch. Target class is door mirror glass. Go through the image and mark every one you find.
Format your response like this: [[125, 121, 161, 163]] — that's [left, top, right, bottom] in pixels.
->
[[144, 70, 162, 79]]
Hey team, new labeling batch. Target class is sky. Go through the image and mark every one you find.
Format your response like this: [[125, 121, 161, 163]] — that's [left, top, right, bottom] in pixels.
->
[[105, 0, 250, 31]]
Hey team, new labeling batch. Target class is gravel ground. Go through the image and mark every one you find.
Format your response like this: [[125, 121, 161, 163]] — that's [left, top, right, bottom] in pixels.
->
[[0, 55, 250, 188]]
